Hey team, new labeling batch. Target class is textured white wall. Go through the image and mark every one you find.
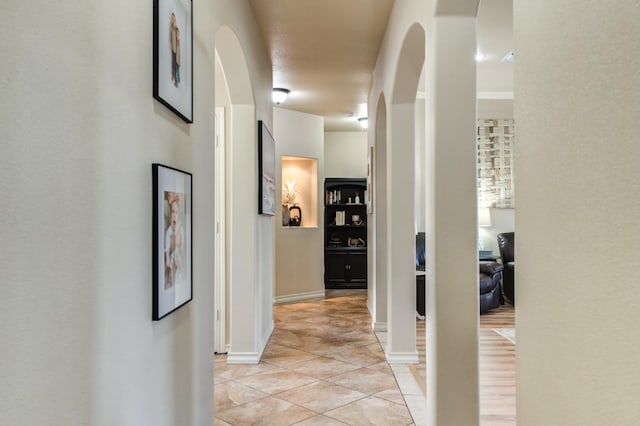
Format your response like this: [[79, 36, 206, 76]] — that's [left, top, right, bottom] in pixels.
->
[[274, 108, 325, 299], [515, 1, 640, 425], [324, 132, 368, 178], [0, 0, 272, 424]]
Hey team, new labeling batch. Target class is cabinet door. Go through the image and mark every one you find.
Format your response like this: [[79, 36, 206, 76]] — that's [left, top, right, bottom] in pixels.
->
[[326, 252, 347, 283], [347, 252, 367, 283]]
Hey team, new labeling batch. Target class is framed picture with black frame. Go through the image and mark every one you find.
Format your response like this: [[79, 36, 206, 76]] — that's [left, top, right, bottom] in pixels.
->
[[152, 163, 193, 320], [153, 0, 193, 123], [258, 120, 276, 215]]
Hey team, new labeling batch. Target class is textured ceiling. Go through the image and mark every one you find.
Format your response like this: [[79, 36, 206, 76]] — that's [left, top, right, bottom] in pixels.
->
[[250, 0, 513, 132]]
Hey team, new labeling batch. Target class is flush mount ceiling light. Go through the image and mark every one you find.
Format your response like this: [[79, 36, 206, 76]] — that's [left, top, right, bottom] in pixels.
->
[[358, 117, 368, 129], [272, 88, 290, 104]]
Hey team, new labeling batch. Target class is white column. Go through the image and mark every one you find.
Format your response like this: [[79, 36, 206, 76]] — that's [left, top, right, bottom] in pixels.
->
[[386, 102, 418, 363], [426, 15, 479, 425]]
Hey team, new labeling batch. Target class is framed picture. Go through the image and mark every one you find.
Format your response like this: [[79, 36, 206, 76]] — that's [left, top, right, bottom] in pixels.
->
[[153, 0, 193, 123], [366, 145, 374, 214], [152, 163, 193, 320], [258, 120, 276, 215]]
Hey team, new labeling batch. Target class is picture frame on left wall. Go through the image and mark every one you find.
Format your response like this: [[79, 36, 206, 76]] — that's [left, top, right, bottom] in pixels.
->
[[153, 0, 193, 123], [258, 120, 276, 216], [152, 164, 193, 320]]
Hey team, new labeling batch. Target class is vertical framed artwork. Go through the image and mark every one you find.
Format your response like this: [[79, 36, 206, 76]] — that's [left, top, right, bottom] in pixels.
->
[[153, 0, 193, 123], [366, 145, 374, 214], [258, 120, 276, 215], [152, 164, 193, 320]]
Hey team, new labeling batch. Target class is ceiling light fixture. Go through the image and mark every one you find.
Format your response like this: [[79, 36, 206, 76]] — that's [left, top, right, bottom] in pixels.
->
[[272, 88, 290, 104], [358, 117, 368, 129]]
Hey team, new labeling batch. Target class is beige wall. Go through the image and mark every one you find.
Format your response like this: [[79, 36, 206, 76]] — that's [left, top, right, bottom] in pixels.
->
[[0, 0, 272, 424], [515, 1, 640, 424], [324, 131, 368, 178], [274, 108, 325, 300]]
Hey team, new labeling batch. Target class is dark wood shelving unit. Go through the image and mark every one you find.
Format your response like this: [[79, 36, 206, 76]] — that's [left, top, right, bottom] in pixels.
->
[[324, 178, 367, 289]]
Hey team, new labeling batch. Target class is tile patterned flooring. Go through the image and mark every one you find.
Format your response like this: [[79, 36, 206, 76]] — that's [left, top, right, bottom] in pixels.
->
[[214, 290, 515, 425], [214, 290, 416, 425]]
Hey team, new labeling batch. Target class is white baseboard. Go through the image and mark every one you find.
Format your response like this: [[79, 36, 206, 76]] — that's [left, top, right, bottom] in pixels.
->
[[372, 322, 387, 332], [226, 352, 261, 364], [273, 290, 325, 304], [227, 321, 274, 364], [386, 351, 419, 364]]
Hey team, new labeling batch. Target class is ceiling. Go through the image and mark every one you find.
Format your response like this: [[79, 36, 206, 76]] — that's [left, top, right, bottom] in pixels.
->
[[249, 0, 513, 132]]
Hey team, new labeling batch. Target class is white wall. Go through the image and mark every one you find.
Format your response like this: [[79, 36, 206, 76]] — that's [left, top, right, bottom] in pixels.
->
[[0, 0, 272, 424], [324, 132, 368, 178], [478, 99, 513, 119], [274, 108, 325, 299], [415, 98, 427, 232], [515, 1, 640, 425]]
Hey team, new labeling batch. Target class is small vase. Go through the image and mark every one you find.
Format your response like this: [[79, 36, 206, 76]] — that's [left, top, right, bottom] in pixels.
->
[[282, 204, 290, 226]]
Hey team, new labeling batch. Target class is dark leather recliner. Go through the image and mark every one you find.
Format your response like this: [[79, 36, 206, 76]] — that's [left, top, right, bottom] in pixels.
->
[[479, 261, 504, 314], [415, 232, 504, 315], [497, 232, 515, 304]]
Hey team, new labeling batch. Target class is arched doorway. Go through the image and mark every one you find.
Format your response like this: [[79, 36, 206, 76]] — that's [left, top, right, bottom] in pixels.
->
[[384, 22, 425, 363], [214, 26, 263, 362]]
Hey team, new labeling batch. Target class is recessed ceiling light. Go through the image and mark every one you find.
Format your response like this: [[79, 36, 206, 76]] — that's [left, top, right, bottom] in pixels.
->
[[358, 117, 368, 129], [501, 51, 514, 63]]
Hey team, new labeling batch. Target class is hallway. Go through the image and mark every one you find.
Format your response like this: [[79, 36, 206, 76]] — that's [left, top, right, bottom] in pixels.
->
[[214, 291, 416, 425], [214, 291, 516, 425]]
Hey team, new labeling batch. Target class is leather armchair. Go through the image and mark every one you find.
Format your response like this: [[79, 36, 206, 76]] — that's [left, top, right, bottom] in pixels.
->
[[479, 261, 504, 314], [497, 232, 515, 304]]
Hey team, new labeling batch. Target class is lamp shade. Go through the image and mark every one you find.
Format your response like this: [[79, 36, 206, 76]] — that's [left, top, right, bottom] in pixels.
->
[[272, 88, 290, 104], [478, 207, 491, 227]]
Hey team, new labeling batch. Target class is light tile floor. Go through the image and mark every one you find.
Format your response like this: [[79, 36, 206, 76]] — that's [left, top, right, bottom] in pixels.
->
[[214, 290, 418, 425]]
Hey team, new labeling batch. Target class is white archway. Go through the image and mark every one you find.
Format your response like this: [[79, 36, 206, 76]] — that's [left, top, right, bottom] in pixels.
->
[[384, 22, 425, 364], [215, 26, 264, 363]]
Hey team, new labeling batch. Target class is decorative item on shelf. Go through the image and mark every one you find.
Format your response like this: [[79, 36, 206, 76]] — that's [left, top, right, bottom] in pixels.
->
[[351, 215, 365, 226], [347, 237, 366, 247], [289, 205, 302, 226], [282, 179, 300, 226], [355, 192, 360, 204], [329, 233, 343, 247]]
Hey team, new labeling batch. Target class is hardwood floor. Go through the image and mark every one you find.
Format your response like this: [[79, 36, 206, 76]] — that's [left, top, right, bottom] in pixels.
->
[[479, 304, 516, 425], [413, 303, 515, 425]]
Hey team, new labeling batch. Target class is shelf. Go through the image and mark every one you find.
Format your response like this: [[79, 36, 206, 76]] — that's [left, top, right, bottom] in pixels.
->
[[325, 203, 365, 207], [328, 225, 366, 229], [325, 246, 367, 252]]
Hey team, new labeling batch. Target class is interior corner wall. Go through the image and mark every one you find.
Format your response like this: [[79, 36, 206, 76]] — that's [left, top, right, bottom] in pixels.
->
[[324, 132, 368, 178], [515, 1, 640, 425], [1, 0, 272, 424], [274, 108, 325, 299]]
